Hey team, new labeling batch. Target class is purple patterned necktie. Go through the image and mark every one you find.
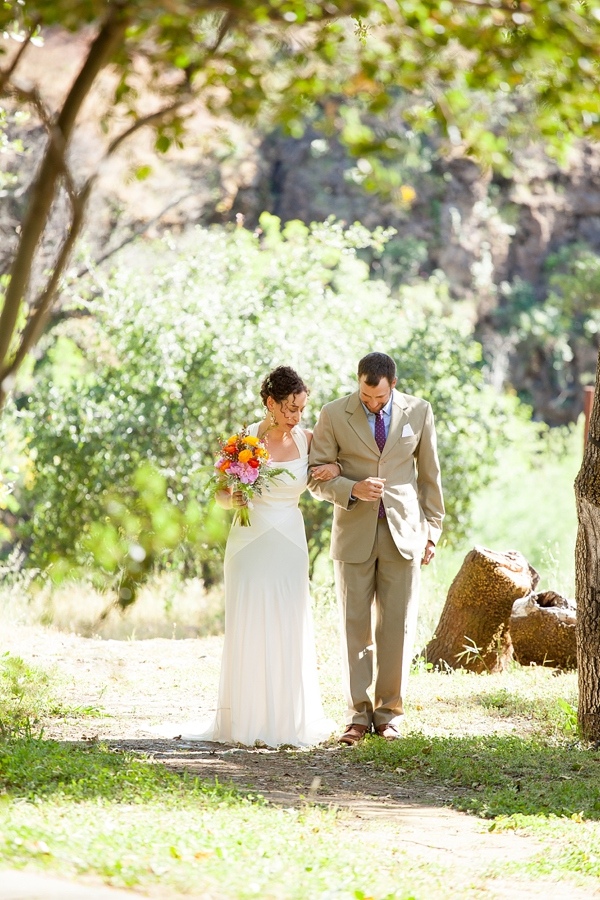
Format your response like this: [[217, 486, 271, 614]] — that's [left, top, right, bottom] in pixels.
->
[[374, 411, 386, 518]]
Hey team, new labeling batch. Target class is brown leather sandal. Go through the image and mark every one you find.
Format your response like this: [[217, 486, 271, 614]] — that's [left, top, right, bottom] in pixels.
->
[[338, 723, 369, 745], [374, 723, 402, 740]]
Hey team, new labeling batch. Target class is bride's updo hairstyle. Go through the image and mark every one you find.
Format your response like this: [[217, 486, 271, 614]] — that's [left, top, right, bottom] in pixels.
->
[[260, 366, 309, 406]]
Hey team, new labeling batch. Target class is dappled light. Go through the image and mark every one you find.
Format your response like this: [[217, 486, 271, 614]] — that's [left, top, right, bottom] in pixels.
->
[[3, 0, 600, 894]]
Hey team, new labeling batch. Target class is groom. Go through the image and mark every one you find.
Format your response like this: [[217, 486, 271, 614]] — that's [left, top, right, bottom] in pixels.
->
[[309, 352, 444, 743]]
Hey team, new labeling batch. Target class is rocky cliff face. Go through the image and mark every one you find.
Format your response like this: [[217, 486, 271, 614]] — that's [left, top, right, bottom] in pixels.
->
[[234, 130, 600, 302], [230, 132, 600, 423]]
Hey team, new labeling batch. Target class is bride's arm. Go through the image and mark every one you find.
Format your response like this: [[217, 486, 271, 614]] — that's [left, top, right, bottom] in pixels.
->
[[312, 462, 341, 481], [304, 429, 341, 481]]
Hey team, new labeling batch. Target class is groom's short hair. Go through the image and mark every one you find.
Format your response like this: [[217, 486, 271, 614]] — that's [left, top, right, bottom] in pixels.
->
[[358, 352, 396, 386]]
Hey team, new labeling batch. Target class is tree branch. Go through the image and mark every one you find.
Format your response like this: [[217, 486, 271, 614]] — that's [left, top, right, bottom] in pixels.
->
[[76, 193, 195, 278], [56, 3, 130, 138], [7, 83, 81, 204], [1, 179, 94, 385], [0, 22, 38, 94], [7, 81, 55, 133], [106, 100, 188, 157], [211, 10, 236, 54]]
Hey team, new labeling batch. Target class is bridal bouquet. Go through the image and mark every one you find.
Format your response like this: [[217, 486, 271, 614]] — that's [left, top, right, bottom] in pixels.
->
[[210, 428, 292, 526]]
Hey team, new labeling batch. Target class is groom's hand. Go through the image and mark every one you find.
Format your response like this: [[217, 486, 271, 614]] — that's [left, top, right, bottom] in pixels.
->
[[350, 477, 386, 501], [421, 540, 436, 566]]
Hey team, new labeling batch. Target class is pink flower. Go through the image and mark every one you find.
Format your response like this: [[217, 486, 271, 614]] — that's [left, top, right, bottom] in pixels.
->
[[228, 462, 259, 484]]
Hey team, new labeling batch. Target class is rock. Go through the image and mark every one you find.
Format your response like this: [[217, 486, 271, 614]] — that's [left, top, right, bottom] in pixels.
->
[[510, 590, 577, 669]]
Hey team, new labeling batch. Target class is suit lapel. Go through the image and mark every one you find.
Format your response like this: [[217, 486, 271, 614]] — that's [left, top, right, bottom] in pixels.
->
[[381, 390, 410, 459], [346, 392, 380, 454]]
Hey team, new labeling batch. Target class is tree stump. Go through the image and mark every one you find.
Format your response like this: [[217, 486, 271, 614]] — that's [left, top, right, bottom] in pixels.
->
[[423, 545, 539, 673], [510, 591, 577, 669]]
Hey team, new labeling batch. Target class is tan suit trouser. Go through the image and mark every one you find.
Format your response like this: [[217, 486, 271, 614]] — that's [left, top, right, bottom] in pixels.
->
[[334, 517, 420, 728]]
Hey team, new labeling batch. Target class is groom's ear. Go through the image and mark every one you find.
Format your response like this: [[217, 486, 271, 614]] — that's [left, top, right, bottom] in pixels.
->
[[391, 378, 398, 390]]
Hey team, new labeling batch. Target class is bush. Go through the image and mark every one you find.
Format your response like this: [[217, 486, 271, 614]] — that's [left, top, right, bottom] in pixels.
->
[[492, 243, 600, 421], [0, 653, 56, 739]]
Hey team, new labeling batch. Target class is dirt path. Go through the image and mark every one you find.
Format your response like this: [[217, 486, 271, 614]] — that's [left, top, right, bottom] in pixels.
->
[[5, 625, 599, 899]]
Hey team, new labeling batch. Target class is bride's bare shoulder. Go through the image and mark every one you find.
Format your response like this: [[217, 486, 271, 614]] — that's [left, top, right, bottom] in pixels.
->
[[302, 428, 313, 448]]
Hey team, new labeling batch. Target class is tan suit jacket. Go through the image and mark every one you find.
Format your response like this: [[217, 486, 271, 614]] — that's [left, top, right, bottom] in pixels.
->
[[309, 389, 444, 563]]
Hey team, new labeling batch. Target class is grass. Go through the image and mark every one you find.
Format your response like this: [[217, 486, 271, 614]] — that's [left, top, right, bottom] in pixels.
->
[[354, 732, 600, 820], [0, 643, 593, 897], [0, 798, 452, 900], [0, 738, 240, 803], [0, 570, 225, 640], [0, 652, 106, 739], [0, 738, 459, 899], [354, 725, 600, 886], [353, 722, 600, 885], [0, 653, 55, 739], [0, 418, 595, 896], [492, 814, 600, 881]]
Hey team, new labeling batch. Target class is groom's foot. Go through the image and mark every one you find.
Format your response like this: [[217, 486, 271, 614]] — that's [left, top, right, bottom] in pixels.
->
[[338, 723, 369, 745], [374, 722, 402, 741]]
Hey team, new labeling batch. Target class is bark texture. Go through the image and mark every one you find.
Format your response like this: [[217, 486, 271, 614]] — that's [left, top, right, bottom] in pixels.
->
[[0, 7, 129, 411], [575, 494, 600, 739], [510, 591, 577, 669], [574, 347, 600, 740], [424, 545, 539, 673]]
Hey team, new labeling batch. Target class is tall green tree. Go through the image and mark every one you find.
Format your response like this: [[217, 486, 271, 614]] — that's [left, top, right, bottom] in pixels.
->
[[3, 0, 600, 410]]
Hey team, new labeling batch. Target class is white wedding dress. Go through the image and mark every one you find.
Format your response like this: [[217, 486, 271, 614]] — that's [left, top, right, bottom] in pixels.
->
[[180, 424, 334, 748]]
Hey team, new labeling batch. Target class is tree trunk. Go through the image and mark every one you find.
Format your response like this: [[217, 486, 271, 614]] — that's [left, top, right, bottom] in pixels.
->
[[0, 6, 129, 411], [575, 364, 600, 738], [423, 545, 539, 673]]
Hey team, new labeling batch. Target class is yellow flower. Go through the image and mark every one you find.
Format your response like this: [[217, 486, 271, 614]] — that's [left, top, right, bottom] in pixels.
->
[[243, 436, 260, 447], [256, 447, 269, 458], [238, 449, 253, 463], [399, 184, 416, 205]]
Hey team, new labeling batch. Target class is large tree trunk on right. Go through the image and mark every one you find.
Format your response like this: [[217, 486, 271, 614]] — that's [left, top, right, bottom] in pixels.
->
[[424, 545, 539, 673], [575, 363, 600, 739]]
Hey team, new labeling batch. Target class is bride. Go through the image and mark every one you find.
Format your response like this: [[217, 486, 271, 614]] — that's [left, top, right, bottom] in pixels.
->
[[182, 366, 338, 748]]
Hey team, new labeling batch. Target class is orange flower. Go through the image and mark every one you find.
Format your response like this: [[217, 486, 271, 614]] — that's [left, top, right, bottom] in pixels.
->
[[238, 449, 253, 463], [218, 459, 231, 471]]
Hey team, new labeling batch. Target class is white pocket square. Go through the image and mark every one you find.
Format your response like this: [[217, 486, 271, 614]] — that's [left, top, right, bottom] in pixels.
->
[[401, 423, 415, 437]]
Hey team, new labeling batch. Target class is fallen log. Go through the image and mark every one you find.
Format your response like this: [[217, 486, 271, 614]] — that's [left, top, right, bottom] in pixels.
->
[[423, 545, 539, 673], [510, 590, 577, 669]]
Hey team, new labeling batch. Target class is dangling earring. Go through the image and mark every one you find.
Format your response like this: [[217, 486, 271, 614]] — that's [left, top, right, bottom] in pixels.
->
[[270, 409, 277, 427]]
